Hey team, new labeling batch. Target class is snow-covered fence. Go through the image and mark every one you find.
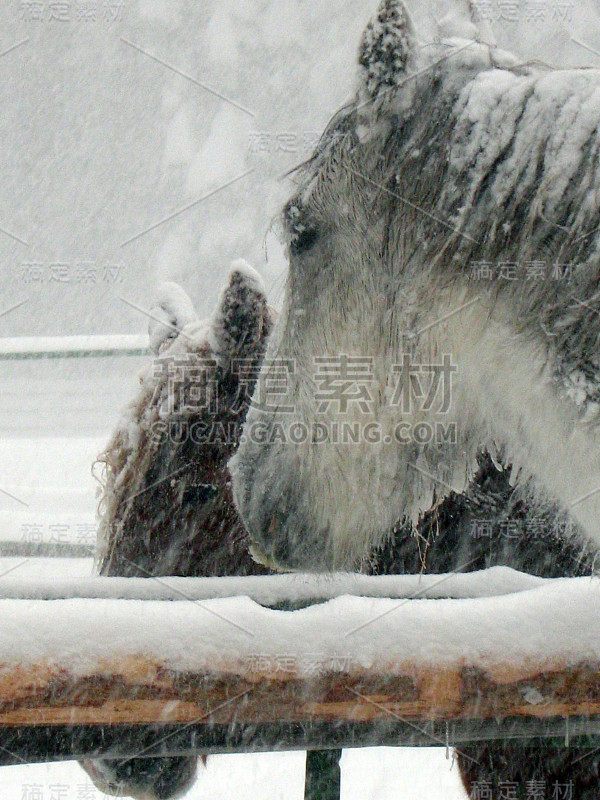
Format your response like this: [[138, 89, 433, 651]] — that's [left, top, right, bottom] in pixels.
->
[[0, 541, 94, 558], [0, 511, 96, 558], [0, 567, 548, 602], [0, 570, 598, 764], [0, 335, 149, 360]]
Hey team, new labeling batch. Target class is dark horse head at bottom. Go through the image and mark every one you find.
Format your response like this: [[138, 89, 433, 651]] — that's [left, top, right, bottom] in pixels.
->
[[82, 755, 203, 800]]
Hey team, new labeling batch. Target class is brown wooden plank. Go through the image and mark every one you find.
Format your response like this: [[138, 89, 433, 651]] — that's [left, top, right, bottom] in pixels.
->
[[0, 657, 598, 727]]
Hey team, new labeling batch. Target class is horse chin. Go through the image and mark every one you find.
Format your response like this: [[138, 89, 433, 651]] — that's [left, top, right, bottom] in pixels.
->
[[231, 429, 373, 572], [242, 503, 338, 572], [248, 541, 291, 573]]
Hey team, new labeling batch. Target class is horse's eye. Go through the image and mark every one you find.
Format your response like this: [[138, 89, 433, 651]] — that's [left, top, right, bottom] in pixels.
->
[[290, 224, 318, 255]]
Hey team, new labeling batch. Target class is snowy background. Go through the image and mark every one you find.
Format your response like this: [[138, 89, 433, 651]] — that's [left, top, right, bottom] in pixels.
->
[[1, 0, 600, 796], [1, 0, 600, 340]]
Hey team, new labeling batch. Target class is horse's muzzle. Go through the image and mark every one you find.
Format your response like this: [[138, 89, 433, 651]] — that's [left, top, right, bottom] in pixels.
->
[[229, 442, 334, 572]]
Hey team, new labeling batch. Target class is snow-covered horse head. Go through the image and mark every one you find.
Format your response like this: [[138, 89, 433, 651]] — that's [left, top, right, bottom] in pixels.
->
[[230, 0, 600, 571]]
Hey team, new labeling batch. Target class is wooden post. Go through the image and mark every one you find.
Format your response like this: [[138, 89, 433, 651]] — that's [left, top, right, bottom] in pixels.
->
[[305, 750, 341, 800]]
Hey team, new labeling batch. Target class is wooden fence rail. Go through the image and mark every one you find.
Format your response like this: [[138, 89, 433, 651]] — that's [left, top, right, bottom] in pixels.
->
[[0, 571, 596, 763]]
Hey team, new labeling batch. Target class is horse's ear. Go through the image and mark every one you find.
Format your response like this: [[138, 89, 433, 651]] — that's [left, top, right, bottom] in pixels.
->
[[148, 282, 198, 355], [358, 0, 418, 106], [211, 260, 273, 361]]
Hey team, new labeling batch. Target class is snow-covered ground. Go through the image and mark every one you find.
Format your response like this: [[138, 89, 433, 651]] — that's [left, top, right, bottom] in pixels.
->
[[0, 748, 464, 800], [0, 357, 147, 438]]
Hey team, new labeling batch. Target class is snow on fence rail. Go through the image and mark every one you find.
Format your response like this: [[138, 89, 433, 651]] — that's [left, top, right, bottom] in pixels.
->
[[0, 567, 548, 602], [0, 335, 149, 359], [0, 570, 599, 760]]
